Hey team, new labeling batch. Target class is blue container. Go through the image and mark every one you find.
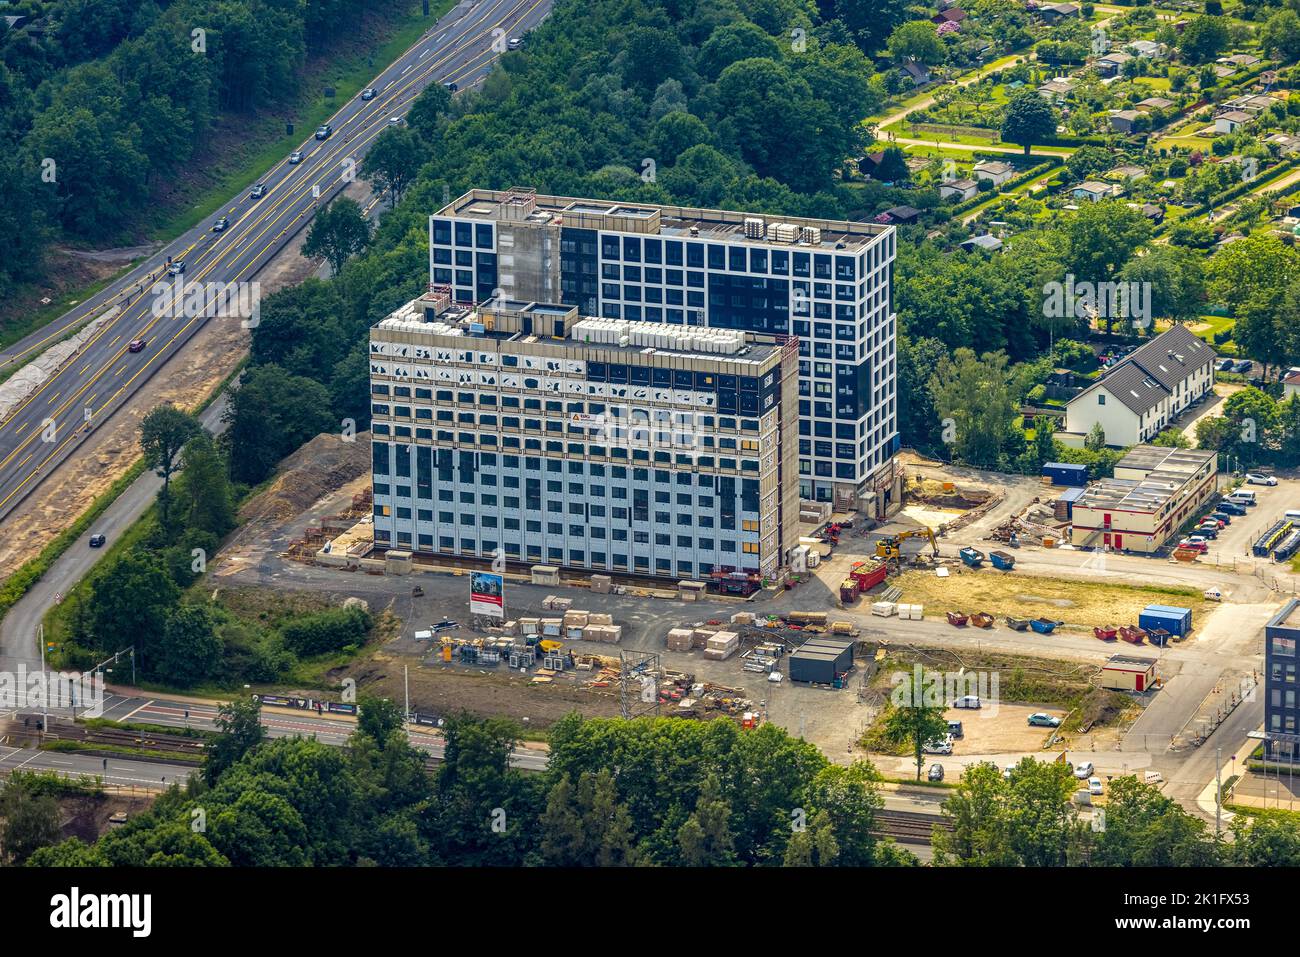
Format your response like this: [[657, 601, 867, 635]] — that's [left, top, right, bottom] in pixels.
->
[[1139, 604, 1191, 637], [1043, 462, 1089, 487]]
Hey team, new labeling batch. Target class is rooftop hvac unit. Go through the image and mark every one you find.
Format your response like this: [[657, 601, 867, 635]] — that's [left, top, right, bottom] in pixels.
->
[[744, 217, 765, 238], [800, 226, 821, 245]]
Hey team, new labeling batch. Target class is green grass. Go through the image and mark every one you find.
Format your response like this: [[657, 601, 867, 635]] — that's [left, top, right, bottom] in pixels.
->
[[0, 262, 146, 357]]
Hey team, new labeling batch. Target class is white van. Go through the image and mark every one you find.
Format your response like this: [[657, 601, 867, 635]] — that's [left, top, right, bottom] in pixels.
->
[[1227, 489, 1257, 506]]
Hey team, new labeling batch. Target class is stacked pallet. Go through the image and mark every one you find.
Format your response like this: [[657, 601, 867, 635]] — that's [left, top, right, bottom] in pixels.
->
[[584, 624, 623, 643], [542, 595, 572, 612], [704, 631, 740, 660], [666, 628, 695, 651]]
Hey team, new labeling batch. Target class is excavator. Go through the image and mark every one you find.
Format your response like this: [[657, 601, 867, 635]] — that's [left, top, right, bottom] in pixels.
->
[[875, 527, 939, 566]]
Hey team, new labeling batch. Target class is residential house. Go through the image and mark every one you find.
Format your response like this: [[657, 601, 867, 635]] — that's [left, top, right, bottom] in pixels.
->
[[1136, 96, 1175, 112], [1221, 53, 1261, 69], [1107, 164, 1147, 182], [1095, 51, 1132, 77], [1214, 110, 1252, 135], [1137, 202, 1165, 224], [960, 234, 1003, 252], [1109, 109, 1143, 134], [973, 160, 1016, 186], [1266, 132, 1300, 155], [931, 7, 968, 24], [1072, 180, 1121, 202], [939, 178, 980, 202], [1125, 39, 1166, 59], [902, 60, 932, 86], [1063, 325, 1216, 448], [1038, 78, 1075, 101], [1283, 370, 1300, 400], [1223, 93, 1276, 114], [881, 205, 922, 225], [1037, 2, 1080, 23]]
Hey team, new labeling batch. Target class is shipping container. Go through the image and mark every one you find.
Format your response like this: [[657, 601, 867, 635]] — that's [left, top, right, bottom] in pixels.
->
[[1138, 604, 1192, 637], [1043, 462, 1089, 487]]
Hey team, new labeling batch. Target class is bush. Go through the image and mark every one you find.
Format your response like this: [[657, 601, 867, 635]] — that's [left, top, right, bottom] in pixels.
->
[[280, 606, 373, 658]]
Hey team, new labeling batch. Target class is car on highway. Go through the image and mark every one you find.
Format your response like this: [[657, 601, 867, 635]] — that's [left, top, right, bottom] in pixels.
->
[[1027, 712, 1061, 728], [361, 87, 377, 100], [443, 81, 458, 93], [1246, 472, 1278, 486], [212, 216, 229, 232], [953, 694, 981, 709], [507, 36, 522, 49], [1074, 761, 1094, 779], [1088, 776, 1104, 796], [167, 260, 185, 276], [288, 150, 303, 165], [388, 115, 404, 126], [250, 183, 267, 199], [127, 338, 147, 353], [928, 763, 945, 782], [89, 534, 106, 548], [315, 123, 333, 140]]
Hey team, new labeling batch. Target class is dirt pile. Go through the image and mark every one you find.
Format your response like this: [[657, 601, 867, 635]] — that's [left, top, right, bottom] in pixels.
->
[[237, 431, 372, 527]]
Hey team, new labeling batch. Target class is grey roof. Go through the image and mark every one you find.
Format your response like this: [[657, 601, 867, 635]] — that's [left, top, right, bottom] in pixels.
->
[[1072, 326, 1215, 416]]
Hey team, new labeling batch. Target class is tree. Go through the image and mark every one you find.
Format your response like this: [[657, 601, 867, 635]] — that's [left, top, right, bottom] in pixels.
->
[[139, 405, 201, 532], [929, 348, 1016, 468], [88, 551, 179, 653], [362, 127, 421, 207], [1085, 421, 1107, 451], [874, 145, 909, 183], [1001, 92, 1056, 156], [1120, 246, 1205, 325], [1232, 813, 1300, 866], [1064, 200, 1152, 289], [171, 433, 236, 539], [222, 364, 337, 484], [677, 775, 737, 866], [0, 775, 61, 864], [302, 196, 371, 277], [882, 670, 950, 781], [1261, 9, 1300, 61], [152, 604, 221, 687], [1178, 15, 1230, 63], [205, 695, 266, 785], [357, 694, 405, 749], [1089, 776, 1221, 866], [888, 21, 944, 66]]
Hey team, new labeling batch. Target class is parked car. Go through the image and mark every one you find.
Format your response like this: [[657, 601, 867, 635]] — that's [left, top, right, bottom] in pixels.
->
[[88, 534, 106, 548], [1074, 761, 1094, 779], [1210, 511, 1233, 525], [1233, 359, 1253, 374], [1227, 489, 1257, 506], [1003, 763, 1017, 780], [953, 695, 982, 709], [288, 150, 303, 164], [1178, 538, 1209, 553], [443, 81, 458, 92], [1217, 500, 1247, 516], [1088, 776, 1104, 796], [1194, 523, 1218, 539], [1027, 712, 1061, 728], [212, 216, 229, 232], [947, 720, 964, 739], [250, 183, 267, 199], [1216, 358, 1235, 372], [928, 763, 945, 782], [127, 338, 147, 353], [924, 737, 953, 755], [1246, 473, 1278, 486], [315, 123, 333, 140], [361, 87, 377, 100]]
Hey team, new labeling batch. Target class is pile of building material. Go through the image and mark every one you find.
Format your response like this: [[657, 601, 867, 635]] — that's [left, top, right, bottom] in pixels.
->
[[666, 628, 695, 652], [731, 611, 755, 626], [800, 500, 832, 525], [542, 595, 573, 612], [872, 601, 897, 617], [590, 574, 612, 594], [896, 604, 924, 620], [704, 631, 740, 660], [583, 623, 623, 643]]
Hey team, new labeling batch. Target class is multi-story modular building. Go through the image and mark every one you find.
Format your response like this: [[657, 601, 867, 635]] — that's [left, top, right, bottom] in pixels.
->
[[369, 293, 801, 581], [426, 188, 899, 511], [1265, 600, 1300, 763]]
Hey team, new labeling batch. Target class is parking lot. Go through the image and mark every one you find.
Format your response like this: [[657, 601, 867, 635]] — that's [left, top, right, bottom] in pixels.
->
[[1194, 478, 1297, 563]]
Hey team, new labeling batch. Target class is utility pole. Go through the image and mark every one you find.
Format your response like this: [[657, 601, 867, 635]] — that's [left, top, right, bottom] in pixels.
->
[[38, 622, 47, 736], [1215, 746, 1222, 838], [404, 665, 410, 724]]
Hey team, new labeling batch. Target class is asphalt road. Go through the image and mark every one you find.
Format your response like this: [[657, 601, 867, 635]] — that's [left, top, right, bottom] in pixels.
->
[[0, 0, 553, 526]]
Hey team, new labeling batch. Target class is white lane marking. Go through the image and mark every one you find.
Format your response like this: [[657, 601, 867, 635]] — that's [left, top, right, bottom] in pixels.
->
[[122, 699, 155, 721]]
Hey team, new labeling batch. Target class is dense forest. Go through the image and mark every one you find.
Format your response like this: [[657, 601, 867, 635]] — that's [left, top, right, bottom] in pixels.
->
[[0, 0, 411, 300], [8, 703, 1297, 867]]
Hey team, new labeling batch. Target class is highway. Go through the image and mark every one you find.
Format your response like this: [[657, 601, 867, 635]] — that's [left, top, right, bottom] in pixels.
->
[[0, 0, 553, 527]]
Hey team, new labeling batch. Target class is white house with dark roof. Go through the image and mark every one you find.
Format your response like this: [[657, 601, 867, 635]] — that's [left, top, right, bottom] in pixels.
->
[[1061, 325, 1216, 447]]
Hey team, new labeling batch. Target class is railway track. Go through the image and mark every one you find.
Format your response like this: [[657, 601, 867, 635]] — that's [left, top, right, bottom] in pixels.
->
[[875, 808, 951, 845]]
